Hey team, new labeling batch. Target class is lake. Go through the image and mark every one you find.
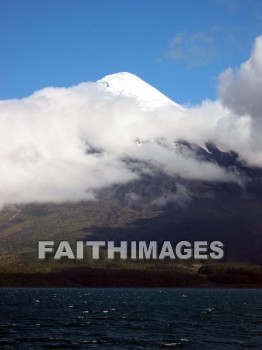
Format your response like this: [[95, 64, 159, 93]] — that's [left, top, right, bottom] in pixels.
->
[[0, 288, 261, 349]]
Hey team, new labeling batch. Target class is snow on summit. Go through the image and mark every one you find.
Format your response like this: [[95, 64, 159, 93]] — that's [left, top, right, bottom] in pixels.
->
[[97, 72, 183, 111]]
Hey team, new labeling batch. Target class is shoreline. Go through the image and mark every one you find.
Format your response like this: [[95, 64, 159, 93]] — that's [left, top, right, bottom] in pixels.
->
[[0, 266, 261, 288]]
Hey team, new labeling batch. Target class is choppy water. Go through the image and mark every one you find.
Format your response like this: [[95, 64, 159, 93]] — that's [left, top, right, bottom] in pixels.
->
[[0, 288, 261, 349]]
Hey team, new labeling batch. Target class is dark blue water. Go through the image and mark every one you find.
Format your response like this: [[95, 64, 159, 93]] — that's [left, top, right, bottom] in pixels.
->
[[0, 288, 261, 349]]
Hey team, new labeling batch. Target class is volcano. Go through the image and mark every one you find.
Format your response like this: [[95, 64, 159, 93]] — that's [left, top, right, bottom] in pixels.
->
[[0, 72, 262, 267]]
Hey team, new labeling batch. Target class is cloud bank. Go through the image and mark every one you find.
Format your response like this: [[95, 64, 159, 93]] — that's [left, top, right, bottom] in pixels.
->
[[0, 36, 262, 208]]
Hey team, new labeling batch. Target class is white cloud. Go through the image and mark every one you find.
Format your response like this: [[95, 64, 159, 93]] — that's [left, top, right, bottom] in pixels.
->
[[218, 35, 262, 151], [218, 35, 262, 119]]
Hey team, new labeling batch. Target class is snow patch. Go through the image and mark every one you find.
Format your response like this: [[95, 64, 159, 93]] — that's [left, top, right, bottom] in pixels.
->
[[97, 72, 184, 111]]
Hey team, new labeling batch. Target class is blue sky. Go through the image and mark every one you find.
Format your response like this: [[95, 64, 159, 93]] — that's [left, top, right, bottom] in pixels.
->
[[0, 0, 261, 104]]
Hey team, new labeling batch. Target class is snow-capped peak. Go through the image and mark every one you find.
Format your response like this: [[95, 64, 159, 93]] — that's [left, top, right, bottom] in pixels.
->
[[97, 72, 183, 111]]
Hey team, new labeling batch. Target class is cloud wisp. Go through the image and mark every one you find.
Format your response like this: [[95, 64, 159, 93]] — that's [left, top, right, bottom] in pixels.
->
[[167, 31, 218, 67]]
